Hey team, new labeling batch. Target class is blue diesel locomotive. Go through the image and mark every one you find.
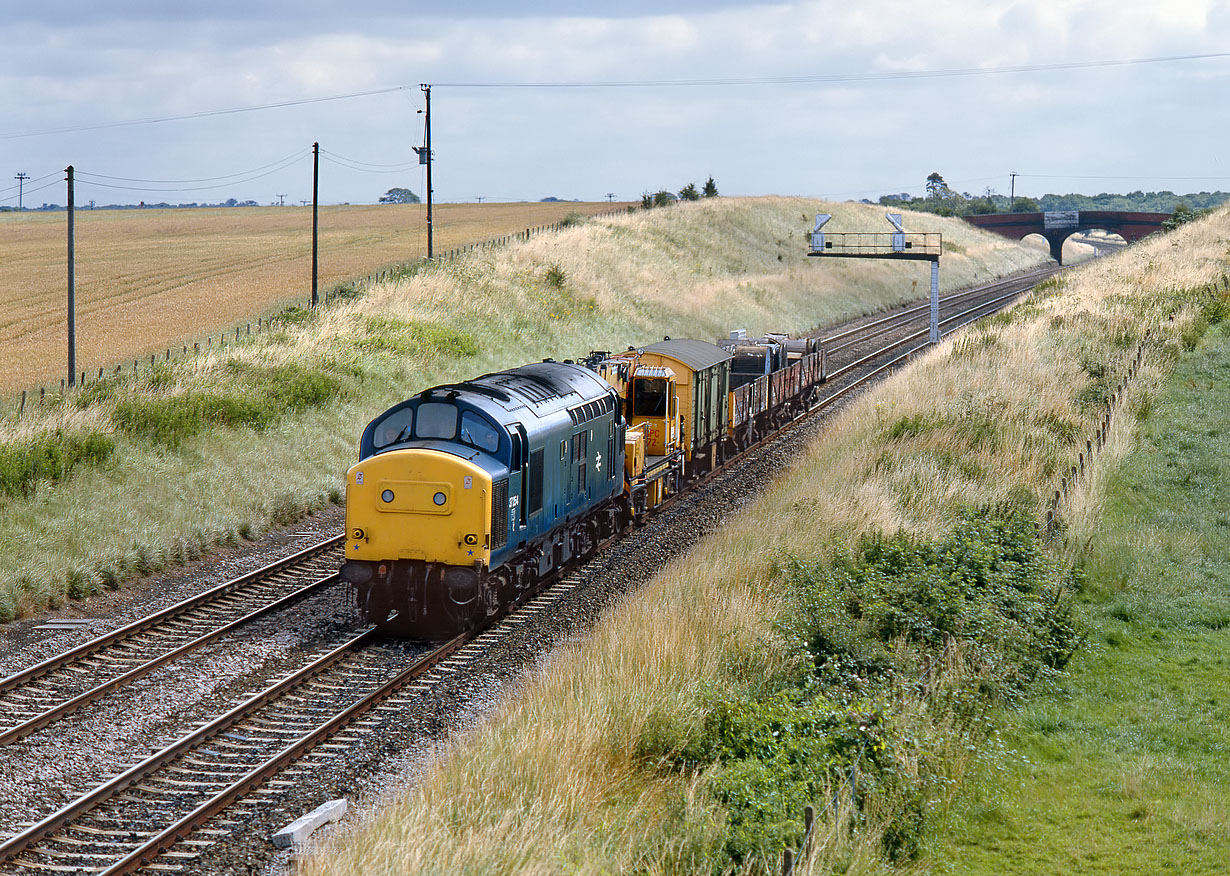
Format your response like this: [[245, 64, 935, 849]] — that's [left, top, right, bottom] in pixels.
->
[[341, 360, 626, 640]]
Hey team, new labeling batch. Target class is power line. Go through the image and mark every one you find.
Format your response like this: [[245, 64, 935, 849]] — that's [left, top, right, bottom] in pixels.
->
[[0, 169, 59, 197], [434, 51, 1230, 88], [320, 148, 419, 169], [319, 153, 420, 174], [1, 50, 1224, 144], [1018, 172, 1230, 182], [75, 157, 306, 194], [0, 86, 415, 142], [0, 177, 61, 204], [74, 149, 310, 185]]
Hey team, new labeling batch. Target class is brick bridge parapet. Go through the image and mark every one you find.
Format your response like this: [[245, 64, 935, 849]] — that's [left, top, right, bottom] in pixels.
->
[[964, 210, 1170, 264]]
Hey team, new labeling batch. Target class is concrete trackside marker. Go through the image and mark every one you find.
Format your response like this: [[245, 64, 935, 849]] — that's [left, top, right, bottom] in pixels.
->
[[272, 798, 347, 848]]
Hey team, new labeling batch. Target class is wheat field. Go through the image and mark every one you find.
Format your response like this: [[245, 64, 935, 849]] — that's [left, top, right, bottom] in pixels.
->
[[0, 201, 622, 394]]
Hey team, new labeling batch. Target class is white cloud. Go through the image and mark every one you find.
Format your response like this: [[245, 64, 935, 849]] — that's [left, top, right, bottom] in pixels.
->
[[1, 1, 1228, 206]]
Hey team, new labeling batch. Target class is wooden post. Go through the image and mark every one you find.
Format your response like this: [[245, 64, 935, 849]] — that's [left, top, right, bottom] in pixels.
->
[[311, 141, 320, 307], [20, 390, 26, 414], [66, 165, 76, 387], [781, 848, 793, 876]]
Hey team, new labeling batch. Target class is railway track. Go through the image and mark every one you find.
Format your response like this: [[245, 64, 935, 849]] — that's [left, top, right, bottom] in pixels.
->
[[0, 537, 345, 747], [0, 266, 1056, 874], [0, 570, 603, 875]]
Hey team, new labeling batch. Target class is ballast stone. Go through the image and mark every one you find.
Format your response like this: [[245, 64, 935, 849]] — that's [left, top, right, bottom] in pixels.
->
[[272, 798, 348, 848]]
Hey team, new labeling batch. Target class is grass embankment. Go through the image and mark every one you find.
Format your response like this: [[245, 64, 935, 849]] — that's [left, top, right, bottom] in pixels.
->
[[0, 197, 1046, 622], [933, 319, 1230, 874], [0, 201, 621, 393], [298, 210, 1230, 874]]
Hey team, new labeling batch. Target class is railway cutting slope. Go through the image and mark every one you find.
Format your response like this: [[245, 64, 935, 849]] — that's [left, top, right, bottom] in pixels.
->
[[299, 208, 1229, 874], [1, 196, 1050, 625]]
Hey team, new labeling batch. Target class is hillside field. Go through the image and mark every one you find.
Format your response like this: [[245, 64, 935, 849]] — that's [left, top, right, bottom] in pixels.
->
[[0, 200, 623, 395]]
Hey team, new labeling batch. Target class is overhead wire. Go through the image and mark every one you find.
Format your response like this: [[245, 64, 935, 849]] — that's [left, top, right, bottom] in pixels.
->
[[320, 152, 420, 174], [0, 86, 415, 141], [0, 177, 63, 204], [0, 169, 61, 196], [434, 51, 1230, 88], [320, 148, 417, 170], [74, 149, 310, 185], [75, 155, 309, 194], [2, 49, 1224, 144]]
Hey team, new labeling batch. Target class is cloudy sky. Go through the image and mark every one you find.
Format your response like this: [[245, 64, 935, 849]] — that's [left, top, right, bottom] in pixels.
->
[[2, 1, 1228, 208]]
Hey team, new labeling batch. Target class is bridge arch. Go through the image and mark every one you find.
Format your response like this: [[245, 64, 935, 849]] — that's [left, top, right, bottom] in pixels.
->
[[964, 211, 1169, 264]]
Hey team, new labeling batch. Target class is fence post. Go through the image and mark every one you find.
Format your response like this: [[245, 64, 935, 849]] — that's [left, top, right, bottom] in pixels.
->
[[781, 848, 793, 876], [20, 390, 26, 414], [804, 805, 815, 855]]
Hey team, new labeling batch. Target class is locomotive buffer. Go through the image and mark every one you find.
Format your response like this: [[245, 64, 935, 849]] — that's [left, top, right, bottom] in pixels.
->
[[808, 213, 943, 343]]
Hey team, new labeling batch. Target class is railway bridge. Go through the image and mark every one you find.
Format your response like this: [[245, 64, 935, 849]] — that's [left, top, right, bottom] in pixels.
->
[[964, 210, 1170, 264]]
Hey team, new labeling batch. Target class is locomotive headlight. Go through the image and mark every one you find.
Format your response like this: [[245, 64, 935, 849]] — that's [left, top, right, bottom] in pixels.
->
[[381, 489, 395, 503], [464, 533, 478, 545], [433, 491, 447, 506], [351, 527, 366, 541]]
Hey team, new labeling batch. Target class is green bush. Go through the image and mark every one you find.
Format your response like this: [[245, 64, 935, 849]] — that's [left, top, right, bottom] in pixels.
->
[[656, 512, 1080, 872], [0, 431, 115, 498], [358, 316, 479, 359], [793, 514, 1079, 694], [113, 362, 341, 448]]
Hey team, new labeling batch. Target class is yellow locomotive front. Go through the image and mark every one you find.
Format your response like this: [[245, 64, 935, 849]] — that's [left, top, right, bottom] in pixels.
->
[[342, 445, 501, 638]]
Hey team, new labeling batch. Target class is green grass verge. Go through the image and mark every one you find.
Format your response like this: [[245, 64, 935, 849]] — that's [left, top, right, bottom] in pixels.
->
[[931, 320, 1230, 875]]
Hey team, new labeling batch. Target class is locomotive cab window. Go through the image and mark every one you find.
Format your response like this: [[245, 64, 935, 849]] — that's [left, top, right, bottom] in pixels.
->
[[372, 407, 413, 449], [633, 377, 669, 417], [415, 402, 457, 440], [460, 411, 501, 453]]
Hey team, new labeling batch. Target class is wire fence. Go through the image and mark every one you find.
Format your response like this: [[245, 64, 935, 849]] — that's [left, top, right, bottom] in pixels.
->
[[1042, 274, 1227, 539], [775, 274, 1230, 876], [5, 205, 633, 418]]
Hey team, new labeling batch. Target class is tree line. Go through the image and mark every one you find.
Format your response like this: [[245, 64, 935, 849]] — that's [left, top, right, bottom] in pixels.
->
[[875, 172, 1229, 218]]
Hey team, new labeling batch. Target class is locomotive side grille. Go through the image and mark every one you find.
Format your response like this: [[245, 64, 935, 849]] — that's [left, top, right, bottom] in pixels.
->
[[491, 478, 509, 550]]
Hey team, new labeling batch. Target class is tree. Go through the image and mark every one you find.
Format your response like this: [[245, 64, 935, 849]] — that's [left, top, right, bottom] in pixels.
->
[[925, 172, 948, 199], [1010, 196, 1040, 213], [702, 176, 718, 198], [679, 182, 700, 201], [379, 187, 421, 204], [652, 190, 677, 208]]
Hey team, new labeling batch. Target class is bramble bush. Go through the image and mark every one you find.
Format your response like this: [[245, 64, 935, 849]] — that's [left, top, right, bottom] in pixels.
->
[[657, 511, 1080, 871]]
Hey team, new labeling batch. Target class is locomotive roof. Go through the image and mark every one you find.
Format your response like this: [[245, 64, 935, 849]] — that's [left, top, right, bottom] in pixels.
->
[[640, 338, 733, 370], [427, 360, 614, 416]]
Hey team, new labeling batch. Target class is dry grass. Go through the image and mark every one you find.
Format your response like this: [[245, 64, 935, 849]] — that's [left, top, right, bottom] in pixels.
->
[[0, 196, 1049, 623], [0, 201, 622, 394], [298, 209, 1229, 874]]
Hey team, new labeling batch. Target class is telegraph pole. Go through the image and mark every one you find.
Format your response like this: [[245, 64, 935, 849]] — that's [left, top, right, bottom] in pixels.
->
[[1009, 172, 1018, 211], [419, 84, 434, 258], [66, 166, 76, 387], [14, 172, 28, 210], [311, 142, 320, 307]]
